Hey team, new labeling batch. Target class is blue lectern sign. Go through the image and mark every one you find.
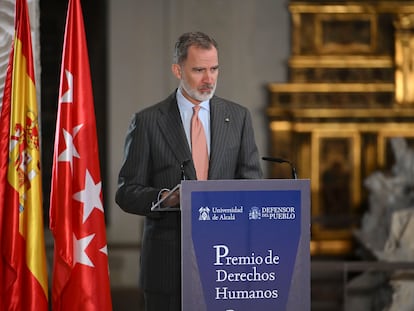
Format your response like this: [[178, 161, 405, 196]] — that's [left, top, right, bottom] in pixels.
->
[[181, 179, 310, 311]]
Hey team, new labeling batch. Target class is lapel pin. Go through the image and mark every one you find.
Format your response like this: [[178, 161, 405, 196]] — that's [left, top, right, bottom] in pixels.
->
[[225, 117, 230, 122]]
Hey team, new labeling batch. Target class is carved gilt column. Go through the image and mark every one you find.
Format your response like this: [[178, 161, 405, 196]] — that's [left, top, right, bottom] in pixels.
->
[[395, 14, 414, 104]]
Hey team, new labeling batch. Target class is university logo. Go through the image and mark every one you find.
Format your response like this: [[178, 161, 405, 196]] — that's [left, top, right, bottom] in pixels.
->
[[198, 206, 210, 221]]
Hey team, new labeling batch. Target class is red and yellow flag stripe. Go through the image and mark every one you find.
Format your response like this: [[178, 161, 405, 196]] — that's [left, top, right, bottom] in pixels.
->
[[0, 0, 48, 309]]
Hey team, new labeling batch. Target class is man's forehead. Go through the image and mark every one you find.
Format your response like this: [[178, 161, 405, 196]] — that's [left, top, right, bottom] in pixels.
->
[[186, 46, 218, 65]]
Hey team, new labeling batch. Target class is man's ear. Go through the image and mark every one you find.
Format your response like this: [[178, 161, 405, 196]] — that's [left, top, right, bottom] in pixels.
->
[[171, 64, 181, 79]]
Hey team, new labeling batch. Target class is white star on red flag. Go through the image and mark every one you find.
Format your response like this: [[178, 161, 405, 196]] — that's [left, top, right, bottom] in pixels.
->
[[59, 69, 74, 104], [73, 233, 95, 267], [100, 245, 108, 256], [73, 169, 103, 223], [58, 124, 83, 172]]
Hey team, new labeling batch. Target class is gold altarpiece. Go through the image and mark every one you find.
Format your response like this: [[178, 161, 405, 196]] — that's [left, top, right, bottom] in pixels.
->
[[267, 1, 414, 256]]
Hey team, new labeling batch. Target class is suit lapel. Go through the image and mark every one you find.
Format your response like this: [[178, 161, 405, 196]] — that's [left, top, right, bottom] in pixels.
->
[[209, 97, 230, 179], [157, 94, 197, 179]]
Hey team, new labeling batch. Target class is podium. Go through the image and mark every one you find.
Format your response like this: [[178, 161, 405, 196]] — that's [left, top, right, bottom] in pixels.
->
[[180, 179, 310, 311]]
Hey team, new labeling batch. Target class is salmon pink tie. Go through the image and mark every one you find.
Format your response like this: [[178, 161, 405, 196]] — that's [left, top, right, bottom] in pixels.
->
[[191, 105, 209, 180]]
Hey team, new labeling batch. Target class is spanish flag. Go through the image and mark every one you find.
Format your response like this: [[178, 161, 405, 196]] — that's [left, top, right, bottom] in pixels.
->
[[0, 0, 48, 310]]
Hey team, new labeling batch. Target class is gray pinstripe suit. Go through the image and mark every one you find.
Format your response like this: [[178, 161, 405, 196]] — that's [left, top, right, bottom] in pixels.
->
[[115, 90, 262, 308]]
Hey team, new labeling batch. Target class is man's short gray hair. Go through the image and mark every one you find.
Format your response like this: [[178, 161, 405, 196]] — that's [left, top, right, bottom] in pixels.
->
[[173, 31, 218, 65]]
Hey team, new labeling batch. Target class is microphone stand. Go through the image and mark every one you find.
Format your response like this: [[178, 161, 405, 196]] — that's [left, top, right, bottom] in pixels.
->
[[262, 157, 298, 179]]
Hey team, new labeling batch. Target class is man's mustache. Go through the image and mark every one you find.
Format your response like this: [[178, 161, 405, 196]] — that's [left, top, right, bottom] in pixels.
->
[[199, 84, 214, 90]]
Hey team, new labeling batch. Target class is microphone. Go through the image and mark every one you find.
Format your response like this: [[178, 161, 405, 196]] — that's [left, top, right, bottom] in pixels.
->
[[262, 156, 298, 179], [180, 159, 191, 180]]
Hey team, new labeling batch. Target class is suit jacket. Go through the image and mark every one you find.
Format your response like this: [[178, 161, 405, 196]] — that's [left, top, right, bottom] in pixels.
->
[[115, 90, 262, 294]]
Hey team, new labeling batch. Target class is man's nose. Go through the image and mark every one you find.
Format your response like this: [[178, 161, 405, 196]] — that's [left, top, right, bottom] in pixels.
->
[[203, 70, 215, 84]]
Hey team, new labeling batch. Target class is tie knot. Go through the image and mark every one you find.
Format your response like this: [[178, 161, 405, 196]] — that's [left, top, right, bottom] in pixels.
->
[[193, 105, 201, 114]]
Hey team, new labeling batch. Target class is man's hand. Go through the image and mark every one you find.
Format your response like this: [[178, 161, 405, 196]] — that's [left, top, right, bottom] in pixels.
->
[[160, 189, 180, 208]]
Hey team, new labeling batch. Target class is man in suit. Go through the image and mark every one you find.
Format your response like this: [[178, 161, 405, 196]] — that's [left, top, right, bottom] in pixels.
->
[[115, 31, 263, 311]]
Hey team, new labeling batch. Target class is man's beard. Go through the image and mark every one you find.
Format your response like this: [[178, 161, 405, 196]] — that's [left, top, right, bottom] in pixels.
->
[[180, 79, 216, 102]]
